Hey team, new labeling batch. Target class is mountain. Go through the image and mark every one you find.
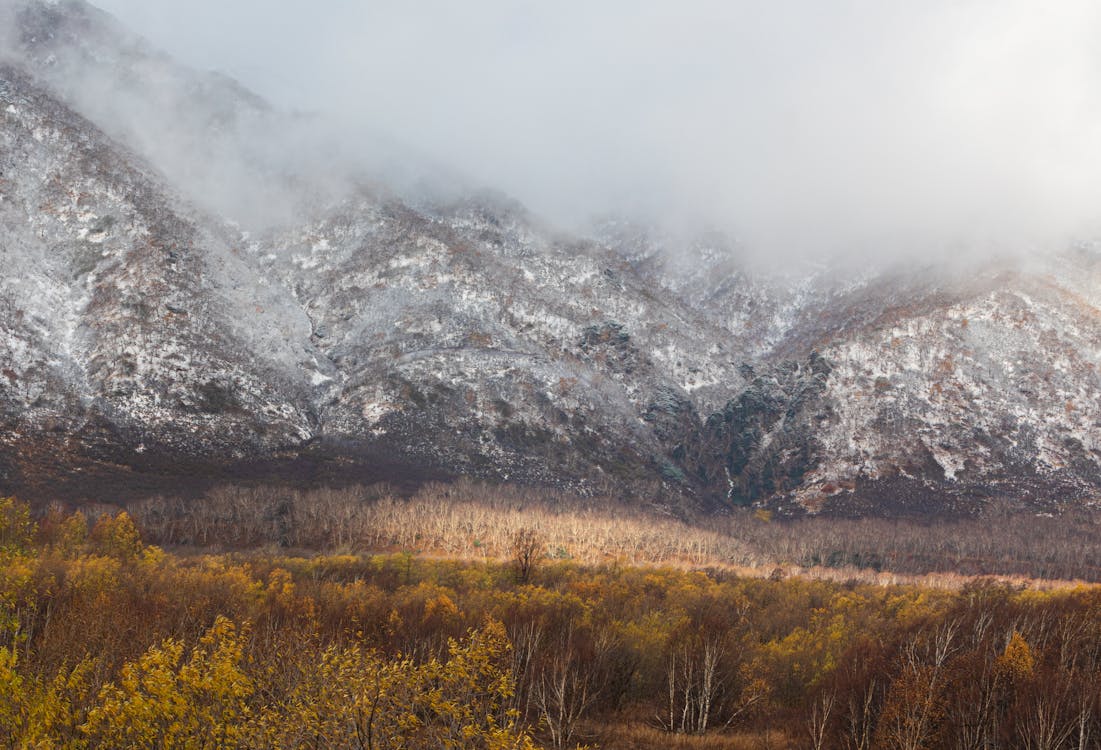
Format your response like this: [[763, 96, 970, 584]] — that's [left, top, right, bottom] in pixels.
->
[[2, 0, 1101, 516]]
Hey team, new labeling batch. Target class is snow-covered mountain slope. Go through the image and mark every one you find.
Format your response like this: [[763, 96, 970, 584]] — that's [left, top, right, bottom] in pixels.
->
[[0, 50, 740, 503], [252, 193, 744, 490], [677, 257, 1101, 515], [3, 0, 1101, 515], [0, 62, 322, 494]]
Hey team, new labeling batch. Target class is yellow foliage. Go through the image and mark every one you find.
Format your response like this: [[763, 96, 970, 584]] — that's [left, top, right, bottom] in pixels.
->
[[24, 658, 95, 749], [64, 555, 122, 597], [0, 644, 93, 748], [0, 497, 34, 558], [82, 615, 252, 748], [89, 512, 143, 561], [246, 620, 537, 749], [57, 510, 89, 555], [995, 630, 1034, 682], [39, 509, 89, 558], [0, 643, 26, 741], [9, 502, 1101, 750], [0, 557, 35, 613]]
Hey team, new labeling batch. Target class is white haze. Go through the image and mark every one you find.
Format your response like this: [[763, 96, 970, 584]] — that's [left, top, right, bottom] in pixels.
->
[[56, 1, 1101, 259]]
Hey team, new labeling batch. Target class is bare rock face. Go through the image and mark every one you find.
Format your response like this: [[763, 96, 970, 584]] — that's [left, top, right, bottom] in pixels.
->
[[2, 0, 1101, 515]]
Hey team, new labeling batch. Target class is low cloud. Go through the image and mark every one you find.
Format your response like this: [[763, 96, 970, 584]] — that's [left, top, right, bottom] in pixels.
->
[[46, 0, 1101, 259]]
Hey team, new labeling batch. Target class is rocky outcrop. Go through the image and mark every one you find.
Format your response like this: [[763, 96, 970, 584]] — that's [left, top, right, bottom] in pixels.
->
[[688, 354, 833, 508]]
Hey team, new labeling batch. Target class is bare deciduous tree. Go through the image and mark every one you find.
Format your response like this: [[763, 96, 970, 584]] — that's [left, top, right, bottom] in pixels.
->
[[511, 527, 542, 584]]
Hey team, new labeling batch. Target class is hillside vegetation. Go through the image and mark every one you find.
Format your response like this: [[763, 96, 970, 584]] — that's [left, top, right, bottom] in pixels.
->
[[4, 496, 1101, 748]]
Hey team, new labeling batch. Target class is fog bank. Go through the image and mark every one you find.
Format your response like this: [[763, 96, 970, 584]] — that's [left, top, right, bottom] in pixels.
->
[[65, 1, 1101, 259]]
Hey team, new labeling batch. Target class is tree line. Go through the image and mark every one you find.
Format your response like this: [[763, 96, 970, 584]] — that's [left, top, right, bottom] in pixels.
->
[[130, 481, 1101, 583]]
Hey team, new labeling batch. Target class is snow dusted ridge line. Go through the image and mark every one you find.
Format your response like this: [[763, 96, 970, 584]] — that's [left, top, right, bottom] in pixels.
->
[[2, 0, 1101, 515]]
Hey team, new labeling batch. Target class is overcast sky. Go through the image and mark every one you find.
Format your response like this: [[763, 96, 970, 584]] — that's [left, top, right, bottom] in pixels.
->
[[93, 0, 1101, 259]]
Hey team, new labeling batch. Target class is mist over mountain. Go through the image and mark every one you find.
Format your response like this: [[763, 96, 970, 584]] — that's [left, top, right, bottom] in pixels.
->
[[83, 0, 1101, 262], [2, 0, 1101, 516]]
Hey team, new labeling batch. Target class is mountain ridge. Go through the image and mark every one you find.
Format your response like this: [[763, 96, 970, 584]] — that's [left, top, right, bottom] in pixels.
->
[[3, 0, 1101, 516]]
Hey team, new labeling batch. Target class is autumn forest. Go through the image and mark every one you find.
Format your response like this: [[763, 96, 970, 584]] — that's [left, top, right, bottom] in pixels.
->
[[3, 483, 1101, 749]]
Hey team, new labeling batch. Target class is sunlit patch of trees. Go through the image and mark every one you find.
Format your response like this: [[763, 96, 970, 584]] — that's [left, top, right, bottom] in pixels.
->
[[129, 481, 1101, 584], [4, 495, 1101, 748]]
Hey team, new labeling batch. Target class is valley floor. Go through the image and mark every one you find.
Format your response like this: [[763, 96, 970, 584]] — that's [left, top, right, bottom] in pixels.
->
[[4, 491, 1101, 748]]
